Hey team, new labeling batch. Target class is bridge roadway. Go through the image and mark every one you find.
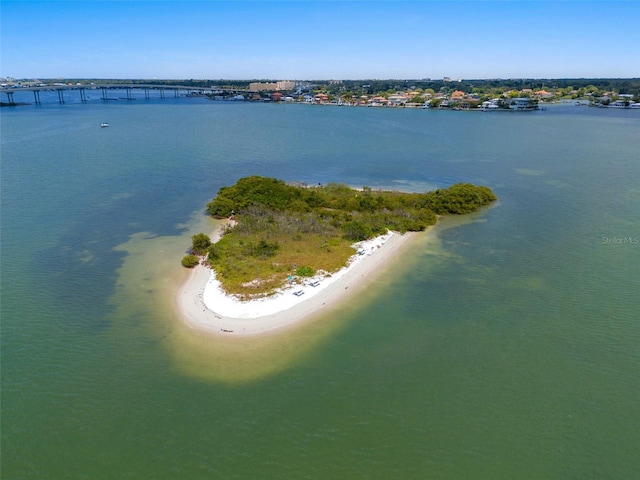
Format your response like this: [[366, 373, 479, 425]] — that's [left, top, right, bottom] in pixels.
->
[[1, 83, 250, 105]]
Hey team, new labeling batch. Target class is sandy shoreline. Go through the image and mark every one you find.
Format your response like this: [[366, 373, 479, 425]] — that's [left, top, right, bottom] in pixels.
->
[[177, 227, 419, 336]]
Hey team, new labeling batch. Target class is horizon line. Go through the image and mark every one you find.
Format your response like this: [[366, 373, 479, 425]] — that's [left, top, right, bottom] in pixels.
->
[[4, 76, 640, 82]]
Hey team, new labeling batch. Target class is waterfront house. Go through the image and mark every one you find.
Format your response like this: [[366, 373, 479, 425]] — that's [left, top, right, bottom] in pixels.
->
[[509, 98, 538, 110], [534, 90, 554, 99], [387, 93, 410, 105], [481, 100, 500, 111], [368, 96, 388, 106]]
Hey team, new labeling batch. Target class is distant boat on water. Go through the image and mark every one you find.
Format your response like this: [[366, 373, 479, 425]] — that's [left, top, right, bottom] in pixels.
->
[[100, 122, 110, 127]]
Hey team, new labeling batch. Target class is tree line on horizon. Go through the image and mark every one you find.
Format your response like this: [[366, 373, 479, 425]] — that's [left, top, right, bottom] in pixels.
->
[[17, 77, 640, 99]]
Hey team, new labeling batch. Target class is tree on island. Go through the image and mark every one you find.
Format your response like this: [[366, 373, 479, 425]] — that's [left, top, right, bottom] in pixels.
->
[[190, 233, 212, 255]]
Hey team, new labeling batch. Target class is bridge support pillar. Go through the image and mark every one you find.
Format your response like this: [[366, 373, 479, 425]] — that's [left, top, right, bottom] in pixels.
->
[[79, 88, 87, 103], [126, 88, 132, 100], [144, 88, 150, 100], [101, 88, 108, 101], [33, 90, 41, 105], [160, 88, 165, 99], [57, 89, 65, 104], [5, 91, 15, 104]]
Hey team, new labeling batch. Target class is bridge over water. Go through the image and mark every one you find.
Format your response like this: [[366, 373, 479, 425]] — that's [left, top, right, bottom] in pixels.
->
[[1, 83, 250, 105]]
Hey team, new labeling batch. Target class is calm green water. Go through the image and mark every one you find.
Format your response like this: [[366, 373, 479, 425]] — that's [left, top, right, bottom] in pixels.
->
[[2, 96, 639, 479]]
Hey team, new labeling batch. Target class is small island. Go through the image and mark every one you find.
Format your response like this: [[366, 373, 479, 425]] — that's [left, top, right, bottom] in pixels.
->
[[178, 176, 496, 335]]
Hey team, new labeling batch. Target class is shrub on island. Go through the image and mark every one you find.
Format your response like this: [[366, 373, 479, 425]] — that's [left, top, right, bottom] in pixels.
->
[[181, 254, 200, 268], [296, 266, 316, 277]]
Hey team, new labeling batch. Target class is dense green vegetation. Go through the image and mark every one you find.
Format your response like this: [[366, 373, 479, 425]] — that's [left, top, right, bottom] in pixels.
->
[[322, 78, 640, 100], [207, 176, 496, 233], [184, 176, 496, 298]]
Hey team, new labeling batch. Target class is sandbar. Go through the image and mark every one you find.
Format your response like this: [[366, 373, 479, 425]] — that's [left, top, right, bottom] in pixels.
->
[[177, 227, 420, 336]]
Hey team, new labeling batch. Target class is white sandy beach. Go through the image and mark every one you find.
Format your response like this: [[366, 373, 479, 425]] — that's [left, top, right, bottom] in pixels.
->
[[177, 228, 418, 336]]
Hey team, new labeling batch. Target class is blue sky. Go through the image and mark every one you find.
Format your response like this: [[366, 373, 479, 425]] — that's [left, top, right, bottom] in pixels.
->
[[1, 1, 639, 79]]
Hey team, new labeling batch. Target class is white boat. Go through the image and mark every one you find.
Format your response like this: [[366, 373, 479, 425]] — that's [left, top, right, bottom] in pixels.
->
[[629, 103, 640, 109], [100, 122, 110, 127]]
